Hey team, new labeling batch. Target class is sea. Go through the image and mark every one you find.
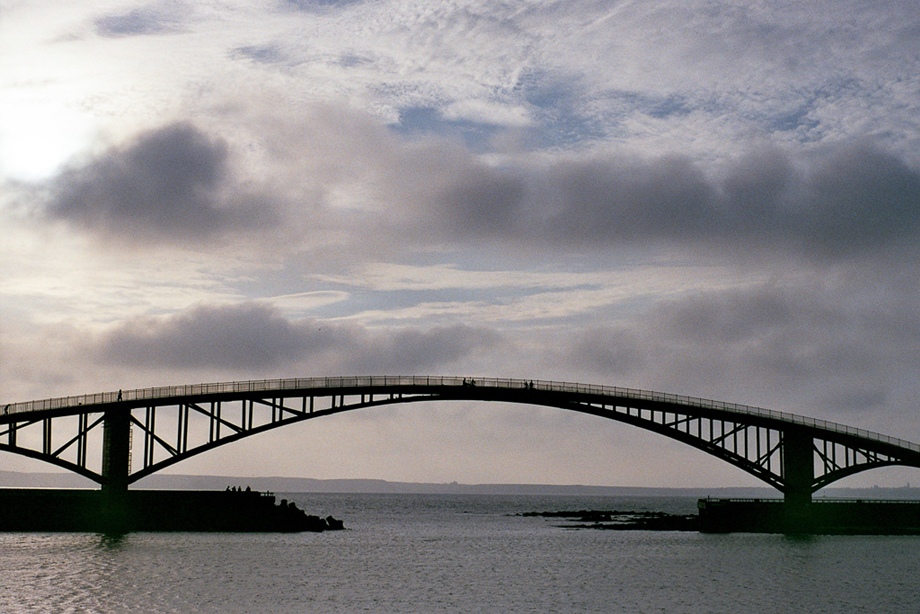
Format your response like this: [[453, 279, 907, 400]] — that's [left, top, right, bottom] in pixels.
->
[[0, 493, 917, 613]]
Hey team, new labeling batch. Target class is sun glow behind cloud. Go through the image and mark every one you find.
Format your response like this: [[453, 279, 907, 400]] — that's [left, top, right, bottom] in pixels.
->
[[0, 96, 96, 182]]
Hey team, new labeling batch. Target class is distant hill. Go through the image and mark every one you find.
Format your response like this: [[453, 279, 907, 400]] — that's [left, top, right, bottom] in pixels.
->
[[0, 470, 917, 499]]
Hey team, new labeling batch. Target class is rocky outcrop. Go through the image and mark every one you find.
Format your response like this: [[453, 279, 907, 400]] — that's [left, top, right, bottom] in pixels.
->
[[519, 509, 698, 531]]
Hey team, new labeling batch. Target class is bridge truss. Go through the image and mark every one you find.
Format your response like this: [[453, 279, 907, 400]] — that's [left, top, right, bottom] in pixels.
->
[[2, 376, 919, 503]]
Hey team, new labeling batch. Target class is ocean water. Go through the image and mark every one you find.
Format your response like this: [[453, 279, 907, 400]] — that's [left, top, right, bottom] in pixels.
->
[[0, 494, 917, 613]]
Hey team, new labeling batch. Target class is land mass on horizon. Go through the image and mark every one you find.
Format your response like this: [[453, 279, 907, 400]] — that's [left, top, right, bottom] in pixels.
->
[[0, 470, 916, 499]]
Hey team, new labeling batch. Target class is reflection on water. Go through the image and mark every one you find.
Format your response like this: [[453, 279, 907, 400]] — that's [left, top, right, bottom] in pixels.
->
[[0, 494, 916, 613], [96, 532, 129, 550]]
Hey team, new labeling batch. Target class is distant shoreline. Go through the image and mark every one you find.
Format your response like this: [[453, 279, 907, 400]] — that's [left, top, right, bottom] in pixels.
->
[[1, 470, 917, 499]]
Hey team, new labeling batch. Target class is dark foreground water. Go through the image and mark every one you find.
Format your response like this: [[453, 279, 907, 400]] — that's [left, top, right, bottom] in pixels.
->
[[0, 494, 917, 613]]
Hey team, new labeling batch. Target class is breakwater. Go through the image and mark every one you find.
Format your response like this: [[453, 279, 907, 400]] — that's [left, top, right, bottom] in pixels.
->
[[0, 488, 344, 533], [698, 498, 920, 534]]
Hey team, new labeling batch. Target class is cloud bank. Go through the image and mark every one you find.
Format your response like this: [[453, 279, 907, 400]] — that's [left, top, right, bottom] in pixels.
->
[[90, 302, 498, 375]]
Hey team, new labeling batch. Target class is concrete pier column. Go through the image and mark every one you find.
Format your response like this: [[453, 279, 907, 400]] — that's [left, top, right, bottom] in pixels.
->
[[782, 428, 814, 532], [100, 409, 131, 531], [102, 409, 131, 493]]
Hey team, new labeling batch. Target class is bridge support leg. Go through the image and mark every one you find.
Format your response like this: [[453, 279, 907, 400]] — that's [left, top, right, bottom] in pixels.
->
[[782, 429, 814, 533], [101, 409, 131, 531]]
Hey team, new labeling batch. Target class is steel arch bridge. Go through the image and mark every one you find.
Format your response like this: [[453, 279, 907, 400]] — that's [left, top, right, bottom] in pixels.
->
[[3, 376, 920, 505]]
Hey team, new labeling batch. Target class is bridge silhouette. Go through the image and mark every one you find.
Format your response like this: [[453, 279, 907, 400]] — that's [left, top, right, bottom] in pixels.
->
[[3, 376, 920, 509]]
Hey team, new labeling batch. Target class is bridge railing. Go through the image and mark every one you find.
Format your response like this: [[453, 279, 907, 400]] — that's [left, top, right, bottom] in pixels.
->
[[4, 375, 919, 453]]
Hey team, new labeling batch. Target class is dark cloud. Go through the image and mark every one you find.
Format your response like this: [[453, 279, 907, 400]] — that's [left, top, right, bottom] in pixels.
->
[[653, 287, 819, 346], [718, 148, 797, 237], [541, 155, 716, 245], [650, 287, 873, 384], [565, 281, 920, 419], [39, 108, 918, 264], [343, 325, 500, 374], [231, 44, 286, 65], [281, 0, 365, 13], [94, 2, 187, 38], [91, 302, 497, 373], [96, 303, 335, 370], [421, 142, 920, 263], [801, 145, 920, 256], [47, 123, 272, 241], [568, 327, 646, 377], [436, 166, 527, 237]]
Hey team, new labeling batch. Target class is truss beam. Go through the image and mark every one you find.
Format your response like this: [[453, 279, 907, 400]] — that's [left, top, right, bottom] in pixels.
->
[[1, 377, 918, 503]]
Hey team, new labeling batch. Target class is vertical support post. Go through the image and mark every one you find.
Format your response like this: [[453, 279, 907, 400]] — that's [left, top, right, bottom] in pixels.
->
[[77, 413, 88, 469], [177, 404, 186, 455], [144, 407, 154, 468], [782, 428, 814, 532], [42, 418, 52, 454]]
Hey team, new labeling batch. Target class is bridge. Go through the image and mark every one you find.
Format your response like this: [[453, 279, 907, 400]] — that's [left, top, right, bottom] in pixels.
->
[[3, 376, 920, 510]]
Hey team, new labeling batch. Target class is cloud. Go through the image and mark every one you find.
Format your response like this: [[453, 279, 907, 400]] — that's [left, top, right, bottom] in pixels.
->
[[539, 154, 716, 245], [33, 103, 920, 272], [565, 280, 920, 421], [282, 0, 366, 12], [397, 141, 920, 263], [800, 144, 920, 256], [95, 303, 335, 370], [342, 325, 500, 374], [434, 164, 528, 238], [231, 44, 287, 65], [550, 143, 920, 259], [46, 122, 275, 242], [568, 327, 646, 378], [89, 302, 498, 374], [94, 2, 189, 38]]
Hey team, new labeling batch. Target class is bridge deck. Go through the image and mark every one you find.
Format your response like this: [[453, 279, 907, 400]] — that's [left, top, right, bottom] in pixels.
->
[[4, 375, 918, 453]]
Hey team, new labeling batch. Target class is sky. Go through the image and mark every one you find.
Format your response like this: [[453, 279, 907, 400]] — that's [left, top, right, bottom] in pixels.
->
[[2, 0, 919, 489]]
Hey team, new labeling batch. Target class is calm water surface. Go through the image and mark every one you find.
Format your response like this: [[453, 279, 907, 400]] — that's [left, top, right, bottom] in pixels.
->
[[0, 494, 917, 613]]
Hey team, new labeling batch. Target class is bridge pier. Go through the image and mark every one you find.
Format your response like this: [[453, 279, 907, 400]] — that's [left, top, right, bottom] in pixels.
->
[[782, 429, 815, 532], [101, 409, 131, 531], [102, 409, 131, 493]]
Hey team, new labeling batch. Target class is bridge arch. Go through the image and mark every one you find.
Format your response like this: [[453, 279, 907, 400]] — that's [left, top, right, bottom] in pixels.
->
[[3, 376, 920, 504]]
